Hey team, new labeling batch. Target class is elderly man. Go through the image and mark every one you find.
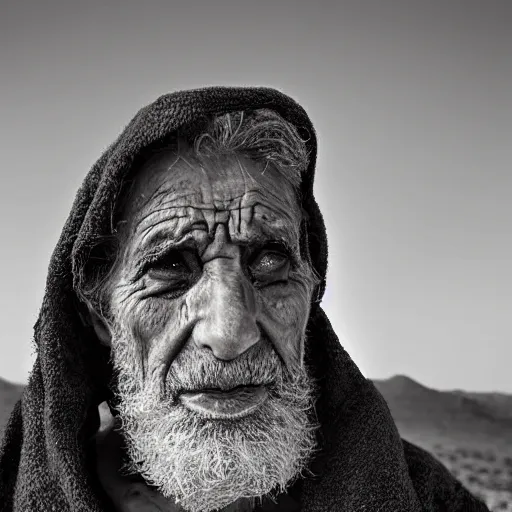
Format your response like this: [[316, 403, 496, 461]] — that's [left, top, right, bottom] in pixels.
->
[[0, 87, 489, 511]]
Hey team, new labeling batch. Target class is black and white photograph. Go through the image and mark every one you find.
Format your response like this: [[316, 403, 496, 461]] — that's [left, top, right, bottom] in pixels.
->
[[1, 1, 511, 510]]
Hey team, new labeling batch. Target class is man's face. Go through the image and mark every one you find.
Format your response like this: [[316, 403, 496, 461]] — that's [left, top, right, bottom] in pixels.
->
[[104, 149, 319, 511]]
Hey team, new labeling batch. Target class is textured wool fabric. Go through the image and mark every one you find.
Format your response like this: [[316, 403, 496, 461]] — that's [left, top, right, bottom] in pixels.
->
[[0, 86, 490, 511]]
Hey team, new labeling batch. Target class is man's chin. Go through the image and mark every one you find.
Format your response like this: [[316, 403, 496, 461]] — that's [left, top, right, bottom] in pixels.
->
[[117, 389, 317, 512]]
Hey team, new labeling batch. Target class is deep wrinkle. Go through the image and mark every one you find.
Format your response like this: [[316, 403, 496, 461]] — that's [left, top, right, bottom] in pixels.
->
[[109, 150, 316, 390], [134, 191, 296, 248]]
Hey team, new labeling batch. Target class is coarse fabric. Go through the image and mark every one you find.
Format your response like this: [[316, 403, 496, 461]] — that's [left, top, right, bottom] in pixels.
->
[[0, 86, 489, 511]]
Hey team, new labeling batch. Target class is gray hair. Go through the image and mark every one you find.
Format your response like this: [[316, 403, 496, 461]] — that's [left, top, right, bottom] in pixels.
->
[[194, 109, 309, 189], [76, 109, 311, 323]]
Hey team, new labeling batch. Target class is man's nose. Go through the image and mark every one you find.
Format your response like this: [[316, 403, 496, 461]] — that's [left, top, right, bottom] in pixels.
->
[[191, 268, 260, 361]]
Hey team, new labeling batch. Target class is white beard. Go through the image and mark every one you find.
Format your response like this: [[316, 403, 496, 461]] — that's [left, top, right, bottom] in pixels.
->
[[109, 333, 319, 512]]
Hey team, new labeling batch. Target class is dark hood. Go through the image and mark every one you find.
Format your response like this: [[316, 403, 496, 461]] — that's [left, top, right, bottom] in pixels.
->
[[0, 87, 488, 512]]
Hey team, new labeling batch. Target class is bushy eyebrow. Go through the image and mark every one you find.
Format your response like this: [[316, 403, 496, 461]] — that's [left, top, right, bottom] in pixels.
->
[[137, 216, 207, 252], [138, 225, 297, 260], [130, 225, 299, 282]]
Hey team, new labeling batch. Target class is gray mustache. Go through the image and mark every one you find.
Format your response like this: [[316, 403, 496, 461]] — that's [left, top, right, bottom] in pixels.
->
[[165, 341, 284, 399]]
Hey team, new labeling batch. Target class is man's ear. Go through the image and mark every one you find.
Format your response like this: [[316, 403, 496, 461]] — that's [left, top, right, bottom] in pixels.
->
[[87, 307, 112, 347]]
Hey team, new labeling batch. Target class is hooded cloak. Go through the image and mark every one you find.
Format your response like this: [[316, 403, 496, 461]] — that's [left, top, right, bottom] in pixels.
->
[[0, 86, 489, 511]]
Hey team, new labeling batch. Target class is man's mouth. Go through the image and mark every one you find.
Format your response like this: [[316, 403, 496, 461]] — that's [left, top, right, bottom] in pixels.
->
[[179, 385, 268, 419]]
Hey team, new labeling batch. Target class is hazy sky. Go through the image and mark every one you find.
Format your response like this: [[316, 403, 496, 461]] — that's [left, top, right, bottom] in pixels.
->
[[1, 0, 511, 392]]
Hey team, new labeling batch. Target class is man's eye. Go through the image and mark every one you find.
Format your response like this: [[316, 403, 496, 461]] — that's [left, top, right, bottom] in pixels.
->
[[253, 252, 287, 271], [146, 251, 191, 278], [249, 249, 290, 283]]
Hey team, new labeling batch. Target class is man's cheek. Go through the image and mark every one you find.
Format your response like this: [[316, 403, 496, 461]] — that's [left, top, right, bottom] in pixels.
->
[[115, 293, 190, 374], [259, 285, 311, 368], [267, 276, 312, 329], [130, 298, 174, 341]]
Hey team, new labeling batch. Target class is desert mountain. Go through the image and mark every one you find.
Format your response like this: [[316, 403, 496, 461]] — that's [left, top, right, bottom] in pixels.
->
[[372, 375, 512, 451], [0, 377, 24, 435], [372, 375, 512, 509], [453, 390, 512, 422]]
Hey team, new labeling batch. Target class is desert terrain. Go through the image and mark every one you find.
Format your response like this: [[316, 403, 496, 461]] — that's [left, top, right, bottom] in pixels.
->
[[373, 375, 512, 510]]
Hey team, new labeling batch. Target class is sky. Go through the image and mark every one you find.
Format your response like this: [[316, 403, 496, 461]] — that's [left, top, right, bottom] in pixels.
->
[[1, 0, 511, 393]]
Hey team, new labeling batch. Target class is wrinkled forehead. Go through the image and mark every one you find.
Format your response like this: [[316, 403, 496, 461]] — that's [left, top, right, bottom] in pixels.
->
[[120, 148, 303, 236]]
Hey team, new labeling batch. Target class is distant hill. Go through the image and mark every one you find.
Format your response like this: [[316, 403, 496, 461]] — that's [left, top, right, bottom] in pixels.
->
[[372, 375, 512, 451], [453, 390, 512, 422], [0, 377, 24, 436], [372, 375, 512, 509]]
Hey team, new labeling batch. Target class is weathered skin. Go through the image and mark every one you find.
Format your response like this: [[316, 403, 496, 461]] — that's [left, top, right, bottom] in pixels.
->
[[98, 149, 317, 393]]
